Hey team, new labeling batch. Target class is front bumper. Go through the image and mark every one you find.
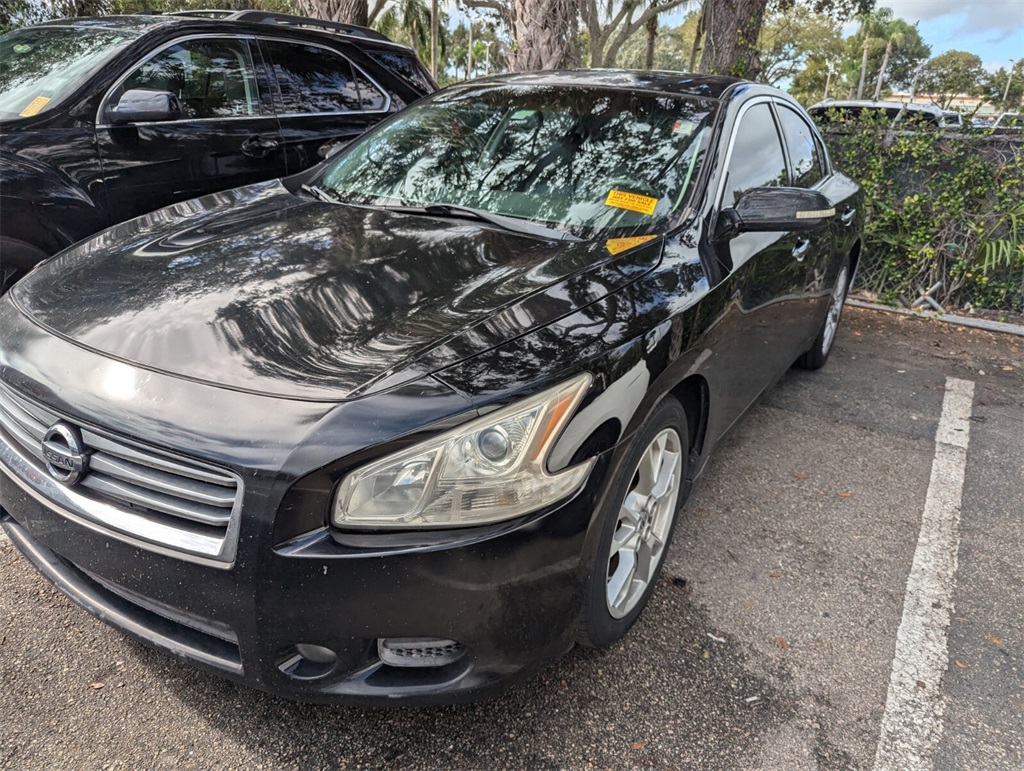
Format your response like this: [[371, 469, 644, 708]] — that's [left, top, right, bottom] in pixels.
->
[[0, 445, 612, 706]]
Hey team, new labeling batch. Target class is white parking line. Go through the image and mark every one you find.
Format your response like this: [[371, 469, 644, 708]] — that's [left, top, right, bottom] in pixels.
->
[[873, 377, 975, 771]]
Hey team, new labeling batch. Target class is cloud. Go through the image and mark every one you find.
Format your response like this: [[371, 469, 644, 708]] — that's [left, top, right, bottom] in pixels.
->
[[884, 0, 1024, 38]]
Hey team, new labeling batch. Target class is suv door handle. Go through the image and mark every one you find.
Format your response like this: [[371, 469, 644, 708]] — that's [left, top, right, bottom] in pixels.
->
[[241, 135, 280, 159], [840, 208, 857, 226], [792, 238, 811, 261]]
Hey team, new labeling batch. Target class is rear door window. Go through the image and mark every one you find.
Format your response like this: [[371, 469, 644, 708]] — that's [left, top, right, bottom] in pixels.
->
[[775, 105, 825, 188], [262, 40, 385, 114]]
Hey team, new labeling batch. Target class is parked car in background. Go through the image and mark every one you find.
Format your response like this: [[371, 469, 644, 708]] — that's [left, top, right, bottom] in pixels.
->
[[992, 112, 1023, 132], [807, 98, 952, 128], [941, 110, 963, 129], [0, 11, 436, 291], [0, 71, 863, 705]]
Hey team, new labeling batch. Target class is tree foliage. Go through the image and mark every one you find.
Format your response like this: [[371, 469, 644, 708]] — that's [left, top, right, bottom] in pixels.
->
[[980, 61, 1024, 113], [758, 3, 842, 88], [578, 0, 691, 68], [616, 13, 699, 71], [918, 50, 985, 110], [847, 7, 929, 98], [693, 0, 872, 81]]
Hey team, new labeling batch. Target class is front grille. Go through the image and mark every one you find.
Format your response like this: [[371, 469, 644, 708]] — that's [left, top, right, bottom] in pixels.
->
[[0, 381, 241, 563]]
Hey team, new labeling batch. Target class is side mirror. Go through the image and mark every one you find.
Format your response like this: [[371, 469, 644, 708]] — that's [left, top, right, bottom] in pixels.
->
[[717, 187, 835, 239], [107, 89, 181, 125]]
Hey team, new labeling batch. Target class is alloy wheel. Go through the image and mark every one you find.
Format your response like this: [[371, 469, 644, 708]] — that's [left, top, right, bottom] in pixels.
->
[[821, 265, 849, 356], [605, 428, 683, 619]]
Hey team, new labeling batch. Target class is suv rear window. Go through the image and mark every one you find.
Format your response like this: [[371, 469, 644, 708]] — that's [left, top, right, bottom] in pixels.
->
[[262, 40, 387, 114]]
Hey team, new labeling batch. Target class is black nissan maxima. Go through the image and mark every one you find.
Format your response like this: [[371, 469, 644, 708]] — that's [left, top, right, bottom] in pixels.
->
[[0, 71, 862, 705]]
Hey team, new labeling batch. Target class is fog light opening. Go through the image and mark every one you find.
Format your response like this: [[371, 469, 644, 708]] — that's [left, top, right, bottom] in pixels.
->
[[377, 637, 466, 668], [277, 643, 338, 680]]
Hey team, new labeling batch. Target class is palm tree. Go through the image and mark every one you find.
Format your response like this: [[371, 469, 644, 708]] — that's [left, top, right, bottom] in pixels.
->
[[373, 0, 431, 56], [872, 27, 906, 101], [855, 8, 893, 100]]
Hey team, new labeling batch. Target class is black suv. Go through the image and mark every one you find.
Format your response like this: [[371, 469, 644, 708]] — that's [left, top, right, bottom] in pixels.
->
[[0, 11, 437, 290]]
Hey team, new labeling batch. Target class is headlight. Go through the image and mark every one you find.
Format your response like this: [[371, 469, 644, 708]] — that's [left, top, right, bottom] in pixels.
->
[[332, 373, 594, 529]]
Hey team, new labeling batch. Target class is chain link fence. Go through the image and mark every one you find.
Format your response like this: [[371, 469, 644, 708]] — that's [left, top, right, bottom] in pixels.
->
[[852, 241, 1024, 316]]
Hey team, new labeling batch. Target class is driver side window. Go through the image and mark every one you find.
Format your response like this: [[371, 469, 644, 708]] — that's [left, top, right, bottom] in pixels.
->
[[723, 103, 787, 206], [119, 38, 259, 120]]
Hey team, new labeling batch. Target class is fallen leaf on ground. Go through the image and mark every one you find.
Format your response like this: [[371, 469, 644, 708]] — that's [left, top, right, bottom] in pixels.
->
[[916, 680, 926, 688], [986, 634, 1004, 646], [954, 660, 968, 669], [837, 491, 853, 498], [796, 472, 809, 480], [775, 637, 790, 651], [89, 682, 104, 690], [770, 570, 782, 578], [631, 743, 644, 750]]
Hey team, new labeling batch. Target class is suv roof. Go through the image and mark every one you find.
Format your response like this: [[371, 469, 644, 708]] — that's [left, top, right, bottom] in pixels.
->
[[39, 11, 408, 50]]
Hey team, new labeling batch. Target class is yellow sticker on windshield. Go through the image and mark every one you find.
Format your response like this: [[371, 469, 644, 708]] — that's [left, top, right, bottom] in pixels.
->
[[19, 96, 51, 117], [605, 189, 658, 216], [605, 235, 658, 255]]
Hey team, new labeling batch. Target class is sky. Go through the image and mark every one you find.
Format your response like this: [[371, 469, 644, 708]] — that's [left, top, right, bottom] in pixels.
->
[[855, 0, 1024, 71]]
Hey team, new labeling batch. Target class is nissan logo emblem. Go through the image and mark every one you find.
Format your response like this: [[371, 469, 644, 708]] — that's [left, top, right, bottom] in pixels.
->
[[41, 422, 90, 485]]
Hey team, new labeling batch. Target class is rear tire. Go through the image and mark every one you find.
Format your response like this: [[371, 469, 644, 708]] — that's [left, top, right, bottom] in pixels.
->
[[796, 257, 850, 370], [579, 396, 689, 648]]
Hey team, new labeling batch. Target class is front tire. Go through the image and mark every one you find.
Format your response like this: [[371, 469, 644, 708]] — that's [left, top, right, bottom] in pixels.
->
[[0, 237, 48, 295], [579, 397, 689, 648], [796, 257, 850, 370]]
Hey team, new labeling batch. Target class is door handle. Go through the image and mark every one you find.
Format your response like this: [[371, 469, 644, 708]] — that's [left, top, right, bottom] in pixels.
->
[[241, 135, 280, 159], [840, 208, 857, 226], [792, 238, 811, 261]]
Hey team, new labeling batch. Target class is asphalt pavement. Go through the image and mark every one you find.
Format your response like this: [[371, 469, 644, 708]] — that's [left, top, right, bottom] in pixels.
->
[[1, 306, 1021, 770]]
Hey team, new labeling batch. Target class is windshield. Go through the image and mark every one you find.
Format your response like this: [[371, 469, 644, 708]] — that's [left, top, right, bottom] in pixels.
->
[[320, 83, 717, 238], [0, 25, 139, 120]]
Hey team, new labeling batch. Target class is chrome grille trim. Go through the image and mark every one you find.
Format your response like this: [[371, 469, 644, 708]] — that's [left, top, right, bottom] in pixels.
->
[[0, 381, 241, 564]]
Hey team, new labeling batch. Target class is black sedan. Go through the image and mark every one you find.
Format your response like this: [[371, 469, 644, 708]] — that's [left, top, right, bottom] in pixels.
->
[[0, 71, 862, 705]]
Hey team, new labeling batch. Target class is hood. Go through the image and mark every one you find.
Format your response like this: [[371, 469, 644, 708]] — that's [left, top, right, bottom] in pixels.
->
[[12, 181, 661, 401]]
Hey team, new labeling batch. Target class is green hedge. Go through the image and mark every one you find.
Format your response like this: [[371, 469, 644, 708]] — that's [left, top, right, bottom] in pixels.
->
[[821, 117, 1024, 315]]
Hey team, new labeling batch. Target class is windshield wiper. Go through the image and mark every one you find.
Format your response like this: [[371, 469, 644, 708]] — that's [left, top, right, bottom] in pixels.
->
[[381, 203, 583, 242], [300, 183, 343, 204]]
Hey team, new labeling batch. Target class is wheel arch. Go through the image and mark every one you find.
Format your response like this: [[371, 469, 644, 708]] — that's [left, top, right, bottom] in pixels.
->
[[669, 374, 710, 471], [847, 239, 862, 289]]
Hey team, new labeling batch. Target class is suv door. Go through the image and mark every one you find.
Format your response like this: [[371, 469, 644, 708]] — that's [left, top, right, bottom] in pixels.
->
[[259, 38, 391, 169], [96, 36, 287, 223]]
